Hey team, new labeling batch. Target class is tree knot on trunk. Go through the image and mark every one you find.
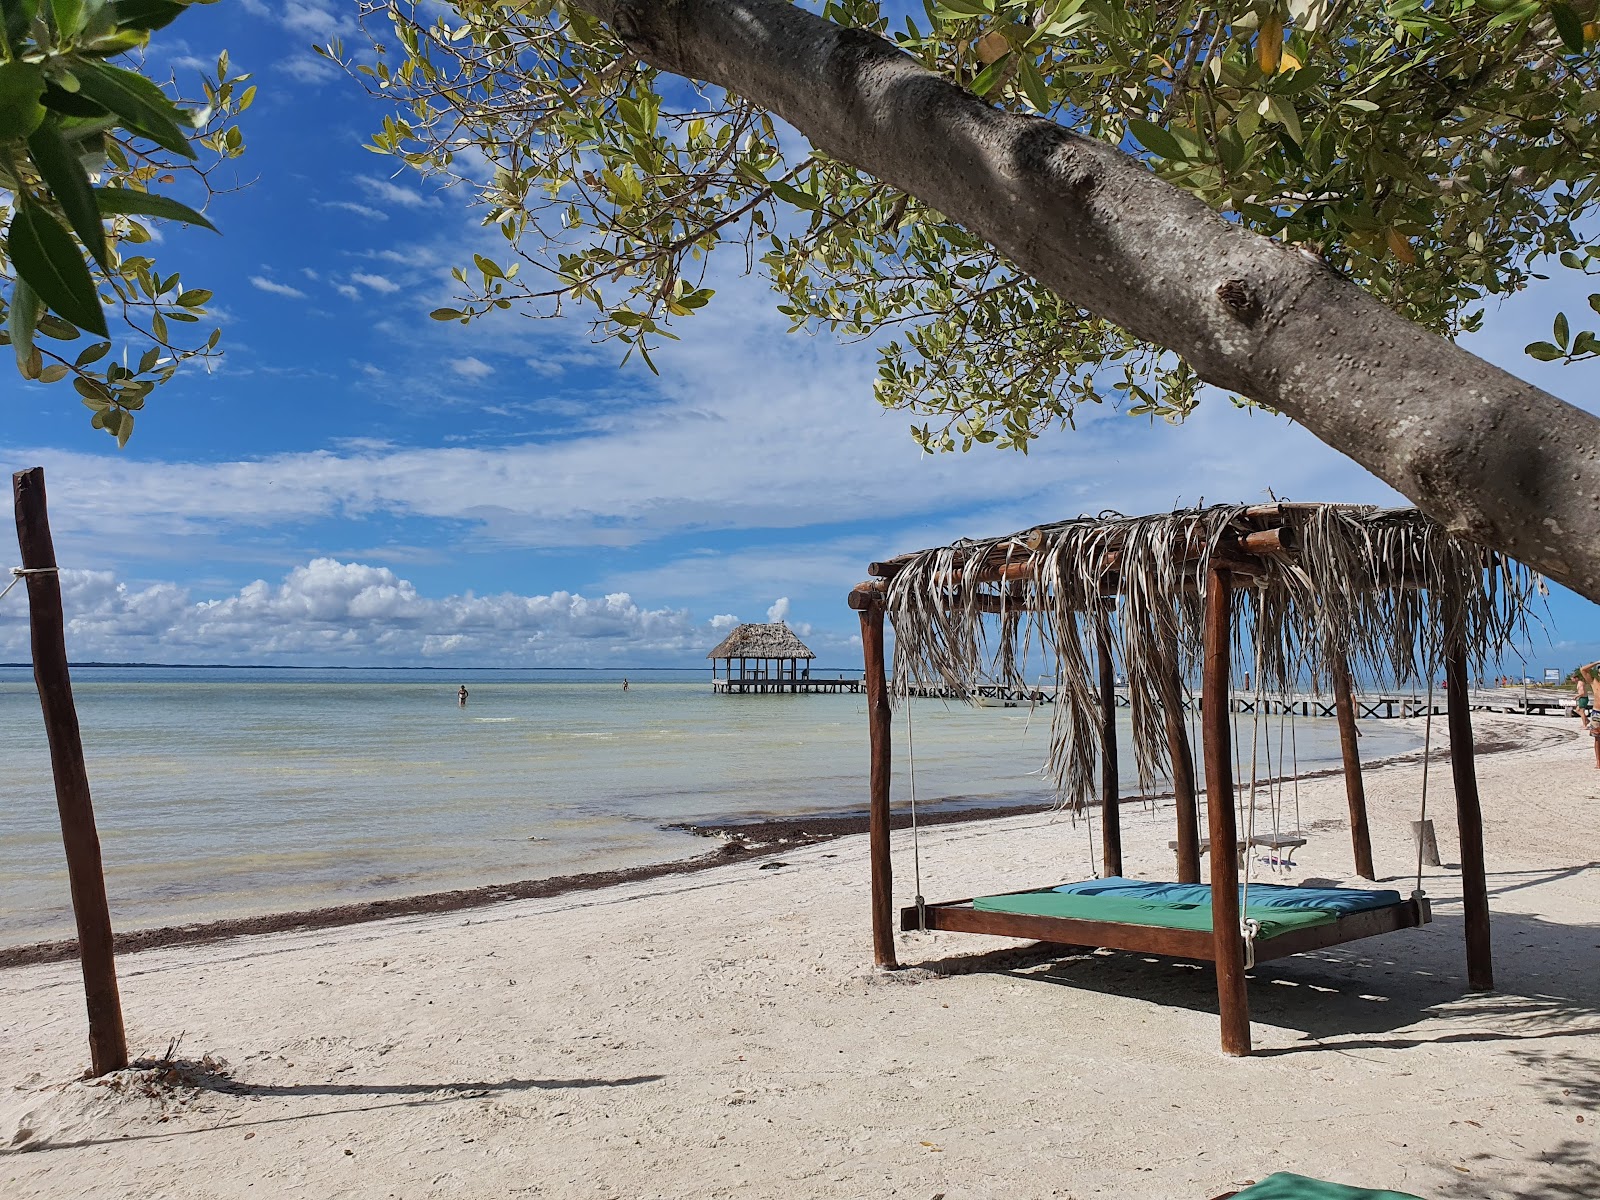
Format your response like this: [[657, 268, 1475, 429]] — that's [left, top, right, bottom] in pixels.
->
[[1215, 278, 1261, 324]]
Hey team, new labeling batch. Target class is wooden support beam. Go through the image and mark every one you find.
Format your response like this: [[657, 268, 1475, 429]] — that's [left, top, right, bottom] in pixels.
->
[[1097, 618, 1122, 878], [859, 595, 898, 970], [13, 467, 128, 1077], [1446, 638, 1494, 991], [1162, 656, 1201, 884], [1202, 565, 1250, 1057], [1331, 657, 1376, 879]]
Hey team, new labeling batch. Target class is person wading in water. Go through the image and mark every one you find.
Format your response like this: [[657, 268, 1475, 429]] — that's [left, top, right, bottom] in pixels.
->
[[458, 685, 469, 707]]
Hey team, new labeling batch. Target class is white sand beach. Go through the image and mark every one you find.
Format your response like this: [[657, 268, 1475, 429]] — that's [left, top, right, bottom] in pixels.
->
[[1, 711, 1596, 1199]]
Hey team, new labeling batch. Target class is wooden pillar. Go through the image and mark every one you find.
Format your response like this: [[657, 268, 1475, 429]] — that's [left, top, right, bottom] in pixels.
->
[[1446, 638, 1493, 991], [1331, 656, 1376, 879], [1096, 618, 1123, 877], [13, 468, 128, 1076], [1202, 565, 1250, 1057], [854, 592, 897, 969], [1162, 655, 1201, 884]]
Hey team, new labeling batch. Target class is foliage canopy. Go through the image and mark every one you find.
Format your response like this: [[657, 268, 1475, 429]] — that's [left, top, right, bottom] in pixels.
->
[[345, 0, 1600, 450]]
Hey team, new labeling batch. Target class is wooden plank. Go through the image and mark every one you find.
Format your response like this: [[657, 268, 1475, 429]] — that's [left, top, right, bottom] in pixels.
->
[[1097, 619, 1122, 878], [1203, 565, 1250, 1056], [1331, 657, 1376, 879], [908, 900, 1219, 960], [1251, 899, 1428, 962], [13, 467, 128, 1077], [859, 597, 897, 970], [1447, 641, 1494, 991], [1162, 656, 1201, 885]]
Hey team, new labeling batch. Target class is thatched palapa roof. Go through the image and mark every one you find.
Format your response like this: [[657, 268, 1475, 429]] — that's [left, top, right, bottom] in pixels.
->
[[706, 622, 816, 660], [857, 502, 1540, 810]]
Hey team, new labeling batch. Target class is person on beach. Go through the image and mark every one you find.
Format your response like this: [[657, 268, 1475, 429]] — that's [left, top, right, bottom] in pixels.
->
[[458, 684, 469, 707], [622, 678, 630, 691]]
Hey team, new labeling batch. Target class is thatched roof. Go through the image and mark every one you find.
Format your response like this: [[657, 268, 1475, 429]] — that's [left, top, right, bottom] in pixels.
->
[[706, 622, 816, 660], [862, 503, 1539, 810]]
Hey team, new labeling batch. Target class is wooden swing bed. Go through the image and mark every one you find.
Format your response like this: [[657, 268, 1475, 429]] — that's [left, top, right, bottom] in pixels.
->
[[846, 503, 1528, 1056]]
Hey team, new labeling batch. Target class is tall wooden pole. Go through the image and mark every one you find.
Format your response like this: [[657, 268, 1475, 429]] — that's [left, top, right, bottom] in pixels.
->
[[1445, 638, 1494, 991], [1202, 566, 1250, 1057], [1331, 656, 1376, 879], [856, 594, 897, 969], [13, 468, 128, 1076], [1096, 618, 1123, 878], [1162, 655, 1201, 884]]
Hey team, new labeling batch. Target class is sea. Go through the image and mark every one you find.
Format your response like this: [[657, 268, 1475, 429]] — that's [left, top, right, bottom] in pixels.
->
[[0, 666, 1423, 946]]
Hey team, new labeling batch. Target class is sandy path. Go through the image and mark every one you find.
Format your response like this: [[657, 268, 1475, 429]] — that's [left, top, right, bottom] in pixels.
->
[[1, 713, 1596, 1199]]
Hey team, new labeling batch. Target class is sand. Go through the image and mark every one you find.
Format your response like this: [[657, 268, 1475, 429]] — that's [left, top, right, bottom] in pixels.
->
[[1, 711, 1596, 1199]]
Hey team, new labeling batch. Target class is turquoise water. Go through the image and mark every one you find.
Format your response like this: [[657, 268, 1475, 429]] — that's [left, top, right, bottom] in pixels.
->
[[0, 667, 1420, 945]]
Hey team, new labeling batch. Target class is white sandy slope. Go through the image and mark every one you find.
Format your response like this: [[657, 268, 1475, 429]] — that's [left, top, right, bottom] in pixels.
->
[[1, 712, 1596, 1200]]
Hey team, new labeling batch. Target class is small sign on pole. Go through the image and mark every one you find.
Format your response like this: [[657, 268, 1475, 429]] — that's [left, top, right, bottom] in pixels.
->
[[1544, 668, 1561, 683]]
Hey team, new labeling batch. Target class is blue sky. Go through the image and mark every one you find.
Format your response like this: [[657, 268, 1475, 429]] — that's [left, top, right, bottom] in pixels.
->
[[0, 0, 1595, 674]]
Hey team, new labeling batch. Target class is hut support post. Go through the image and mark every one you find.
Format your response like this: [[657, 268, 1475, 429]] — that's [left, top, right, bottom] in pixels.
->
[[1162, 656, 1201, 884], [859, 597, 897, 969], [1331, 657, 1376, 879], [13, 468, 128, 1077], [1202, 566, 1250, 1057], [1446, 639, 1493, 991], [1097, 619, 1123, 878]]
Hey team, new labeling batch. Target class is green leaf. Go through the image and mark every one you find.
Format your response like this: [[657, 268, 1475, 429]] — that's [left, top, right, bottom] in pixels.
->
[[8, 276, 43, 375], [50, 0, 85, 37], [8, 202, 109, 336], [74, 339, 110, 366], [1551, 2, 1587, 53], [1555, 311, 1570, 349], [0, 60, 47, 141], [27, 117, 109, 270], [1525, 341, 1564, 361], [1, 0, 39, 54], [1016, 54, 1050, 114], [73, 60, 195, 158], [1589, 294, 1600, 317], [175, 288, 211, 306], [429, 307, 464, 320], [1127, 118, 1186, 162], [92, 186, 217, 231], [969, 52, 1010, 98], [112, 0, 186, 31]]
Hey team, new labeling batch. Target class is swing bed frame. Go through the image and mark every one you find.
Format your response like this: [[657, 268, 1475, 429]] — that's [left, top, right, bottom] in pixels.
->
[[847, 510, 1496, 1058]]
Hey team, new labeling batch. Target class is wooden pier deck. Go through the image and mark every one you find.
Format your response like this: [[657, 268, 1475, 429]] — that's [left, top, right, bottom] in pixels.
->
[[713, 676, 861, 694], [906, 682, 1573, 719]]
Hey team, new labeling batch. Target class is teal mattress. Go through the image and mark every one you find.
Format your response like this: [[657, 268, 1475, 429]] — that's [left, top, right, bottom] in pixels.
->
[[972, 878, 1404, 940], [1230, 1171, 1426, 1199]]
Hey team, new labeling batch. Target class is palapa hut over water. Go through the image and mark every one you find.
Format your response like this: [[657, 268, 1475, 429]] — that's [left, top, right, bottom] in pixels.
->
[[707, 622, 837, 693], [847, 502, 1538, 1055]]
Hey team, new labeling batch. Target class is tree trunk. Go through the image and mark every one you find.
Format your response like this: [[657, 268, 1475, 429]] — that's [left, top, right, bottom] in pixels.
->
[[584, 0, 1600, 602]]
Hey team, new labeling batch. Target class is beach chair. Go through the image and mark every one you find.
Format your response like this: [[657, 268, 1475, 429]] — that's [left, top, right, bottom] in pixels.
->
[[1209, 1171, 1427, 1199]]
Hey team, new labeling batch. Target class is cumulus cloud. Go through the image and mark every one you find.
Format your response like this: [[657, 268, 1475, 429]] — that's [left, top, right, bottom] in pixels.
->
[[0, 560, 700, 665], [766, 597, 790, 623], [320, 200, 388, 222], [250, 276, 307, 299], [351, 272, 401, 295], [355, 176, 440, 210], [451, 356, 494, 380], [709, 613, 739, 630]]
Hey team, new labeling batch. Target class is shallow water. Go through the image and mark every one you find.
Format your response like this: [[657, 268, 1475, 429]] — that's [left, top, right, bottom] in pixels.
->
[[0, 666, 1419, 944]]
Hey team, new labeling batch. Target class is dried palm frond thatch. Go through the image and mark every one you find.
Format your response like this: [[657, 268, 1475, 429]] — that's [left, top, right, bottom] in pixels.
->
[[879, 504, 1538, 812]]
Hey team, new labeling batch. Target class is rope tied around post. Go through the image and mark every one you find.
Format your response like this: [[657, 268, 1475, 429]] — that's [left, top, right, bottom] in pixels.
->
[[0, 565, 61, 603]]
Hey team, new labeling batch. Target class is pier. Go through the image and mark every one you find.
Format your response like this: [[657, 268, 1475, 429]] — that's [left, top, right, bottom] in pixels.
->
[[712, 676, 861, 694]]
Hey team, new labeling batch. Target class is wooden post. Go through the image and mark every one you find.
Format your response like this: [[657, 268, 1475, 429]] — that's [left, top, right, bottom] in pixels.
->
[[1202, 565, 1250, 1057], [1446, 638, 1494, 991], [1097, 618, 1123, 878], [13, 468, 128, 1076], [1331, 656, 1376, 879], [1162, 655, 1201, 884], [856, 593, 897, 969]]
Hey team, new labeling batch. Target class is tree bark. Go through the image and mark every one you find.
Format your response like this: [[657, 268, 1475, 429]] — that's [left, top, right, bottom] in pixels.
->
[[584, 0, 1600, 602]]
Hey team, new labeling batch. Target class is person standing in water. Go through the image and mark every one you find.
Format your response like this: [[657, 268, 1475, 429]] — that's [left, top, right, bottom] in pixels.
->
[[458, 685, 469, 707], [622, 678, 630, 692]]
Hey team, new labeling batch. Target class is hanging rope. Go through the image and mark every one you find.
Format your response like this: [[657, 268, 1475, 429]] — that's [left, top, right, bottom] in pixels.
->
[[906, 699, 927, 931], [0, 566, 58, 604]]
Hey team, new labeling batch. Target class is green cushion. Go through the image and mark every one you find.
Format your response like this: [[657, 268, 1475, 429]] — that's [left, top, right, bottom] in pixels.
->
[[971, 890, 1336, 939], [1230, 1171, 1426, 1199]]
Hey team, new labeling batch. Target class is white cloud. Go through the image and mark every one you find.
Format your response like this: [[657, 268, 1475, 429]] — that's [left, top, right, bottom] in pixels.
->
[[451, 356, 494, 380], [250, 276, 307, 299], [0, 560, 700, 665], [335, 283, 361, 300], [709, 614, 739, 630], [351, 272, 401, 295], [279, 54, 340, 84], [320, 200, 389, 222], [355, 176, 441, 210], [766, 597, 790, 623]]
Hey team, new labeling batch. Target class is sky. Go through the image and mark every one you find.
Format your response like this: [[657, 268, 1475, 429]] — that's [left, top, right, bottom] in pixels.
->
[[0, 1, 1596, 674]]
